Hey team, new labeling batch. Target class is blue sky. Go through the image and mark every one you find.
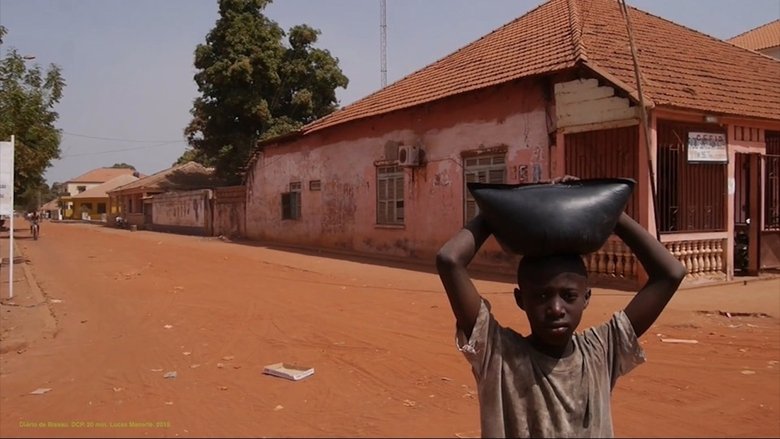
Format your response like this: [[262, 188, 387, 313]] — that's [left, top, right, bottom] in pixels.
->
[[1, 0, 778, 184]]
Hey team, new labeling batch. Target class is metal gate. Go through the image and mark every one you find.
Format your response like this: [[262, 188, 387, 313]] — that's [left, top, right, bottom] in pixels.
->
[[656, 121, 727, 233], [564, 125, 639, 219]]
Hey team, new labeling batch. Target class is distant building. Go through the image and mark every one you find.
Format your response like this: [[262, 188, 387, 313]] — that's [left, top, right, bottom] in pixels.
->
[[107, 161, 218, 228], [61, 167, 141, 217], [60, 174, 139, 221], [64, 167, 140, 196], [728, 19, 780, 59]]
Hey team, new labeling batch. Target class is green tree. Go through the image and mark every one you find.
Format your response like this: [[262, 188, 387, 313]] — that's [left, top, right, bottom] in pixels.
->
[[183, 0, 348, 184], [0, 26, 65, 209], [110, 162, 136, 169], [173, 147, 213, 167]]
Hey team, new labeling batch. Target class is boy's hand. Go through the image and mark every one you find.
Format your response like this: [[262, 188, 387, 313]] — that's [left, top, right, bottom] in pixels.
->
[[549, 174, 580, 184]]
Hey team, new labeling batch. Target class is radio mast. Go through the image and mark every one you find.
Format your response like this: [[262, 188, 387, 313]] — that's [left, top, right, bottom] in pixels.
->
[[380, 0, 387, 87]]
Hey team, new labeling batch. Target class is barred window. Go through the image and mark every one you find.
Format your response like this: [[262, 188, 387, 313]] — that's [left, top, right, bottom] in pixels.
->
[[377, 165, 404, 225], [657, 121, 726, 232], [464, 155, 506, 222], [282, 181, 302, 220], [765, 131, 780, 230]]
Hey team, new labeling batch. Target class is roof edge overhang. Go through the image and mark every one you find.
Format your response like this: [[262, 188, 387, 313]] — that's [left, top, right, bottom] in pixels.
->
[[306, 68, 575, 136], [653, 105, 780, 126], [580, 60, 655, 109]]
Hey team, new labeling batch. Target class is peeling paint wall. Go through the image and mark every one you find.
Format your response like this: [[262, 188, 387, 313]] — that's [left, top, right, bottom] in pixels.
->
[[151, 189, 212, 235], [213, 186, 246, 238], [554, 78, 638, 130], [245, 79, 550, 268]]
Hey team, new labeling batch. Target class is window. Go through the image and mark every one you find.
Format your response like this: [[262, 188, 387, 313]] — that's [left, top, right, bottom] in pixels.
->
[[376, 165, 404, 225], [77, 185, 87, 193], [657, 121, 726, 232], [309, 180, 321, 191], [464, 154, 506, 222], [282, 182, 302, 220], [97, 203, 107, 214]]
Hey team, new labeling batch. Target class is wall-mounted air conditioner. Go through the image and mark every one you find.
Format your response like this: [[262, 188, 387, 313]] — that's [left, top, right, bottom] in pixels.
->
[[398, 145, 421, 167]]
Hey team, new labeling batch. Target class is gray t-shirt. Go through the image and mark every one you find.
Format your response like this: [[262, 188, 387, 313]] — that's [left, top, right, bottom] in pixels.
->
[[457, 300, 645, 438]]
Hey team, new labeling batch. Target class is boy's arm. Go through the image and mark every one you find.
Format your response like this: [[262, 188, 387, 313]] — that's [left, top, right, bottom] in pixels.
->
[[436, 214, 491, 339], [615, 212, 687, 337]]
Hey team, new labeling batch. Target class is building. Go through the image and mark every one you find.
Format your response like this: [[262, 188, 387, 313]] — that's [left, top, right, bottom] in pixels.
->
[[244, 0, 780, 286], [59, 174, 139, 221], [107, 161, 218, 228], [61, 167, 140, 218], [64, 167, 139, 197], [39, 198, 60, 220], [728, 19, 780, 60]]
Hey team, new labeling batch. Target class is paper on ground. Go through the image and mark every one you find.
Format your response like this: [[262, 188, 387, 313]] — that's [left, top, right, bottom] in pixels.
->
[[263, 363, 314, 381]]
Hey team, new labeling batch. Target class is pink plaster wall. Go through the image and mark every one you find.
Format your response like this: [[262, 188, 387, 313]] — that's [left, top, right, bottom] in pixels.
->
[[245, 79, 550, 267]]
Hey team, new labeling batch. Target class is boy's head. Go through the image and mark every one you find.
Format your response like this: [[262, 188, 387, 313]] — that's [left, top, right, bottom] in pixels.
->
[[514, 254, 591, 350]]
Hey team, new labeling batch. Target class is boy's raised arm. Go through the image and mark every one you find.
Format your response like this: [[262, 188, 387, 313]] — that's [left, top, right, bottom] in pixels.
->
[[436, 214, 491, 338], [615, 212, 687, 337]]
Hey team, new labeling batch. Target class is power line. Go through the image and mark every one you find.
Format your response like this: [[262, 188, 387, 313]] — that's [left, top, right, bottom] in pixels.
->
[[61, 131, 187, 144], [59, 141, 183, 158]]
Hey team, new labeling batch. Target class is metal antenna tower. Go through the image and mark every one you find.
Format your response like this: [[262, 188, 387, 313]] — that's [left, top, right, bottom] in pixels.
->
[[380, 0, 387, 87]]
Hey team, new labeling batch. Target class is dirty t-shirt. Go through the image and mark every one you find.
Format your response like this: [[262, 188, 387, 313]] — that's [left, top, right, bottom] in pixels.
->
[[456, 300, 645, 438]]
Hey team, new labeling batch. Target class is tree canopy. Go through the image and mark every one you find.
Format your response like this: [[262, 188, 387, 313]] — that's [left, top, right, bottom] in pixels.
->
[[110, 162, 136, 169], [0, 26, 65, 210], [181, 0, 348, 184]]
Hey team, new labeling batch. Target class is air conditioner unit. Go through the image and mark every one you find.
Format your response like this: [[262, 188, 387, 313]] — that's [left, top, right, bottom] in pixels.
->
[[398, 145, 421, 167]]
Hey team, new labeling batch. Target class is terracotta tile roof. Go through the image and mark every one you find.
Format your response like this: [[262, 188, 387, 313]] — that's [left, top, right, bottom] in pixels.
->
[[580, 0, 780, 121], [69, 174, 139, 199], [39, 199, 59, 211], [302, 0, 579, 134], [299, 0, 779, 136], [108, 161, 218, 193], [728, 19, 780, 52], [67, 167, 138, 183]]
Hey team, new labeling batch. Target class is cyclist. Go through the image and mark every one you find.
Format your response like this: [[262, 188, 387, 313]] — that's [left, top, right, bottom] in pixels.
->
[[29, 210, 41, 239]]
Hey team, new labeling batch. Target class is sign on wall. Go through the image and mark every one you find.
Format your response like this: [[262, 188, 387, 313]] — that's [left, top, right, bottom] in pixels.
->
[[0, 141, 14, 216], [687, 132, 728, 163]]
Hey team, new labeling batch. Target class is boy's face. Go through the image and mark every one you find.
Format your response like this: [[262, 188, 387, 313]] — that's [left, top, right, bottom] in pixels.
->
[[515, 266, 590, 349]]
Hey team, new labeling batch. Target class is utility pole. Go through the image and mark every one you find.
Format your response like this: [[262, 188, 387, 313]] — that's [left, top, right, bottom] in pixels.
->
[[380, 0, 387, 88]]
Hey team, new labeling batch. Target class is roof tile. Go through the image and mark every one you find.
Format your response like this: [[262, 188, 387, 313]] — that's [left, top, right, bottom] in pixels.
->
[[300, 0, 780, 136], [108, 161, 217, 193], [728, 19, 780, 51], [67, 167, 138, 183], [69, 174, 139, 199], [583, 1, 780, 120]]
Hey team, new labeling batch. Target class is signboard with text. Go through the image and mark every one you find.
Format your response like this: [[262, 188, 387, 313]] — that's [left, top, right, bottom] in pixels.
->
[[0, 141, 14, 216], [687, 132, 728, 163]]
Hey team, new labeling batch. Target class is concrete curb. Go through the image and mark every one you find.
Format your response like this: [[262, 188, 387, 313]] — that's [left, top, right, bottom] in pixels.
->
[[9, 241, 58, 337]]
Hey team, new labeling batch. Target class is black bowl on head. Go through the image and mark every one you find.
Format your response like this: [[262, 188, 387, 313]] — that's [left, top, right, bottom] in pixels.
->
[[467, 178, 635, 257]]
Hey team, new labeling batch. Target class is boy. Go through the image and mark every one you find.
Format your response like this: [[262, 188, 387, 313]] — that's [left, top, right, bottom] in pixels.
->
[[436, 197, 686, 437]]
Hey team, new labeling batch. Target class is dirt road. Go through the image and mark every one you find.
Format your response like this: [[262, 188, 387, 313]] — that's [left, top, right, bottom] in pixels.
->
[[1, 222, 778, 437]]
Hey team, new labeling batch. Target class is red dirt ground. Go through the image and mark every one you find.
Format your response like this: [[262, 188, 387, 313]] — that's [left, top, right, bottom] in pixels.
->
[[1, 221, 778, 438]]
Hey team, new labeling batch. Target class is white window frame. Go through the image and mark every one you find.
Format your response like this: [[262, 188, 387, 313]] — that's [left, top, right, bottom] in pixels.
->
[[281, 181, 302, 220], [463, 154, 506, 223], [376, 165, 404, 225]]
